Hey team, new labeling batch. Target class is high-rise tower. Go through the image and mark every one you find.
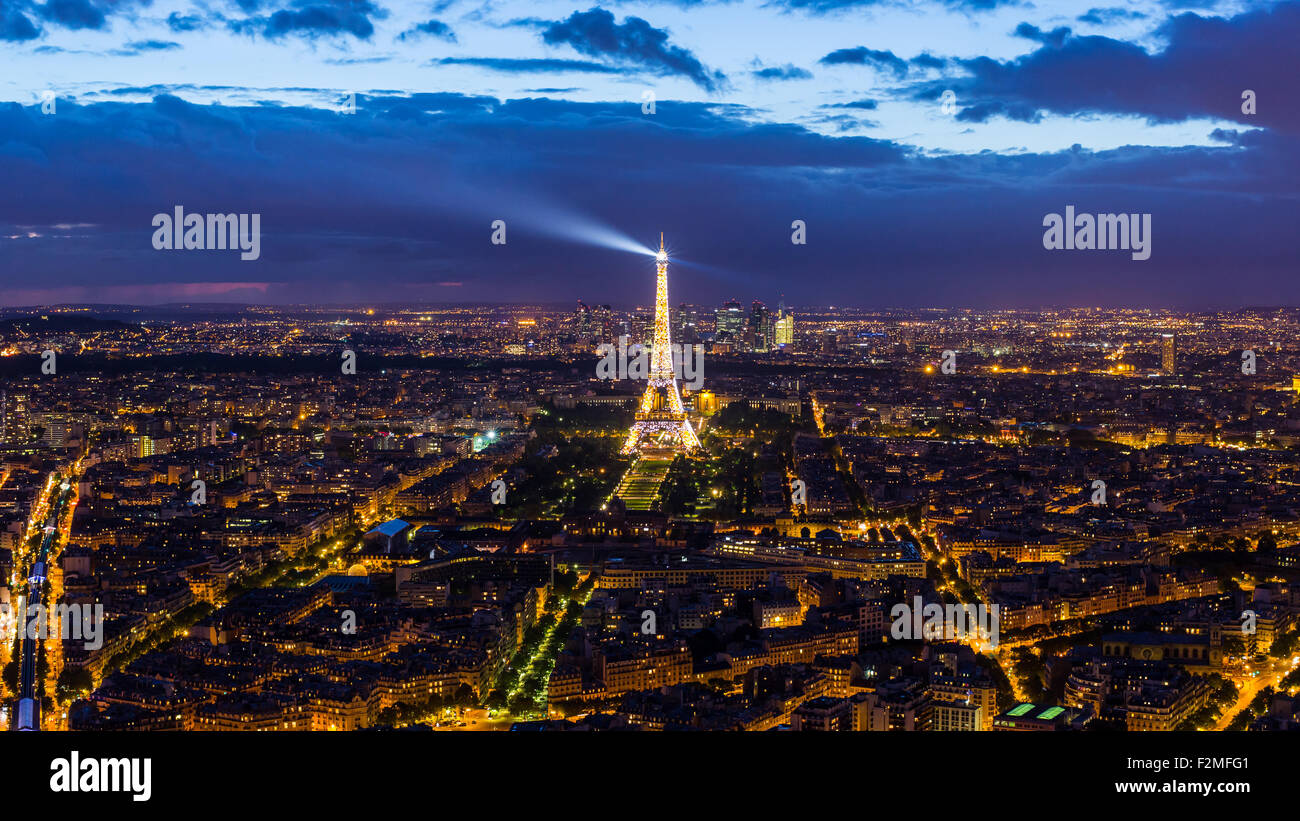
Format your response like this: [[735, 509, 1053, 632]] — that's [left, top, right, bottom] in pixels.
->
[[621, 235, 703, 454]]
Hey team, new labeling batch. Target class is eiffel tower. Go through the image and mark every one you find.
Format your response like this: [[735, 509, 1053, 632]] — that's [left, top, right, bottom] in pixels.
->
[[620, 234, 703, 454]]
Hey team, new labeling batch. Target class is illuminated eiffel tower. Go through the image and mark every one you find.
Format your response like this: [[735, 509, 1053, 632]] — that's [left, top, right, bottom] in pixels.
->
[[620, 234, 703, 454]]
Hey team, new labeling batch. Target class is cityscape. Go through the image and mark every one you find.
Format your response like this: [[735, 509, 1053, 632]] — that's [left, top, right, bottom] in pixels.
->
[[0, 1, 1296, 791], [2, 272, 1300, 734]]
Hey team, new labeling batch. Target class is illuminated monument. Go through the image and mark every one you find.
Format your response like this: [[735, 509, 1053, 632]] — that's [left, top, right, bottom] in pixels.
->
[[620, 235, 703, 454]]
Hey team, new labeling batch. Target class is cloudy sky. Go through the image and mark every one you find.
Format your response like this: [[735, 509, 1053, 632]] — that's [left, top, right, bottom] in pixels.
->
[[0, 0, 1295, 308]]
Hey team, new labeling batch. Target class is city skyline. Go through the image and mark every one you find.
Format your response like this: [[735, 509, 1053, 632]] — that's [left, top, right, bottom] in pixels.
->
[[2, 300, 1299, 740]]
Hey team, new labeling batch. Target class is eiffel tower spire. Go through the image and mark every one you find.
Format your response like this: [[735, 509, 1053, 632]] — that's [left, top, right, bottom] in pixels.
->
[[620, 234, 702, 454]]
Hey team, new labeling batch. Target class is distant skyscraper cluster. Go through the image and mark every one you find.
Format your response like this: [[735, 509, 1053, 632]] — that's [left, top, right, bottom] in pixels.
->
[[705, 298, 794, 353], [573, 293, 795, 354]]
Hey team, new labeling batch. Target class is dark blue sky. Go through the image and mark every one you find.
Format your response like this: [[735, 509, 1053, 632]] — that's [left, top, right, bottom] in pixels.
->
[[0, 0, 1296, 308]]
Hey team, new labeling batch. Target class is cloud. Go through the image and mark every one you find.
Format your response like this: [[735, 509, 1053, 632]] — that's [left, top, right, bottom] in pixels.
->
[[819, 46, 908, 77], [39, 0, 106, 30], [822, 98, 878, 109], [1156, 0, 1224, 8], [166, 12, 207, 32], [767, 0, 1017, 13], [0, 50, 1295, 308], [950, 3, 1300, 133], [325, 54, 391, 64], [1076, 6, 1147, 25], [1013, 22, 1071, 47], [955, 100, 1042, 123], [1, 0, 150, 38], [0, 4, 39, 40], [431, 57, 630, 75], [111, 39, 183, 56], [234, 0, 389, 41], [0, 92, 917, 303], [752, 63, 812, 81], [910, 52, 948, 70], [399, 18, 456, 41], [813, 112, 878, 131], [539, 8, 725, 91]]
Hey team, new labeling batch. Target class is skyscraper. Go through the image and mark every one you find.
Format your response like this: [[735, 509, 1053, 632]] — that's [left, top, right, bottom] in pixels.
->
[[748, 300, 772, 352], [674, 303, 700, 344], [715, 299, 745, 340], [775, 302, 794, 348], [1161, 334, 1175, 375], [594, 304, 615, 344], [1, 390, 30, 444], [574, 300, 592, 340]]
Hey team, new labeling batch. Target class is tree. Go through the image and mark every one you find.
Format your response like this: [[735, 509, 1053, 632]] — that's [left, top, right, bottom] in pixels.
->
[[56, 667, 94, 701], [1085, 716, 1127, 732], [1258, 532, 1278, 554], [553, 569, 578, 594], [453, 684, 476, 707], [1009, 648, 1046, 701]]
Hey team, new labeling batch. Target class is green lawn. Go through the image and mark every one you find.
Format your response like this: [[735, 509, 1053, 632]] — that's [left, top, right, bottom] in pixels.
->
[[616, 459, 673, 511]]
